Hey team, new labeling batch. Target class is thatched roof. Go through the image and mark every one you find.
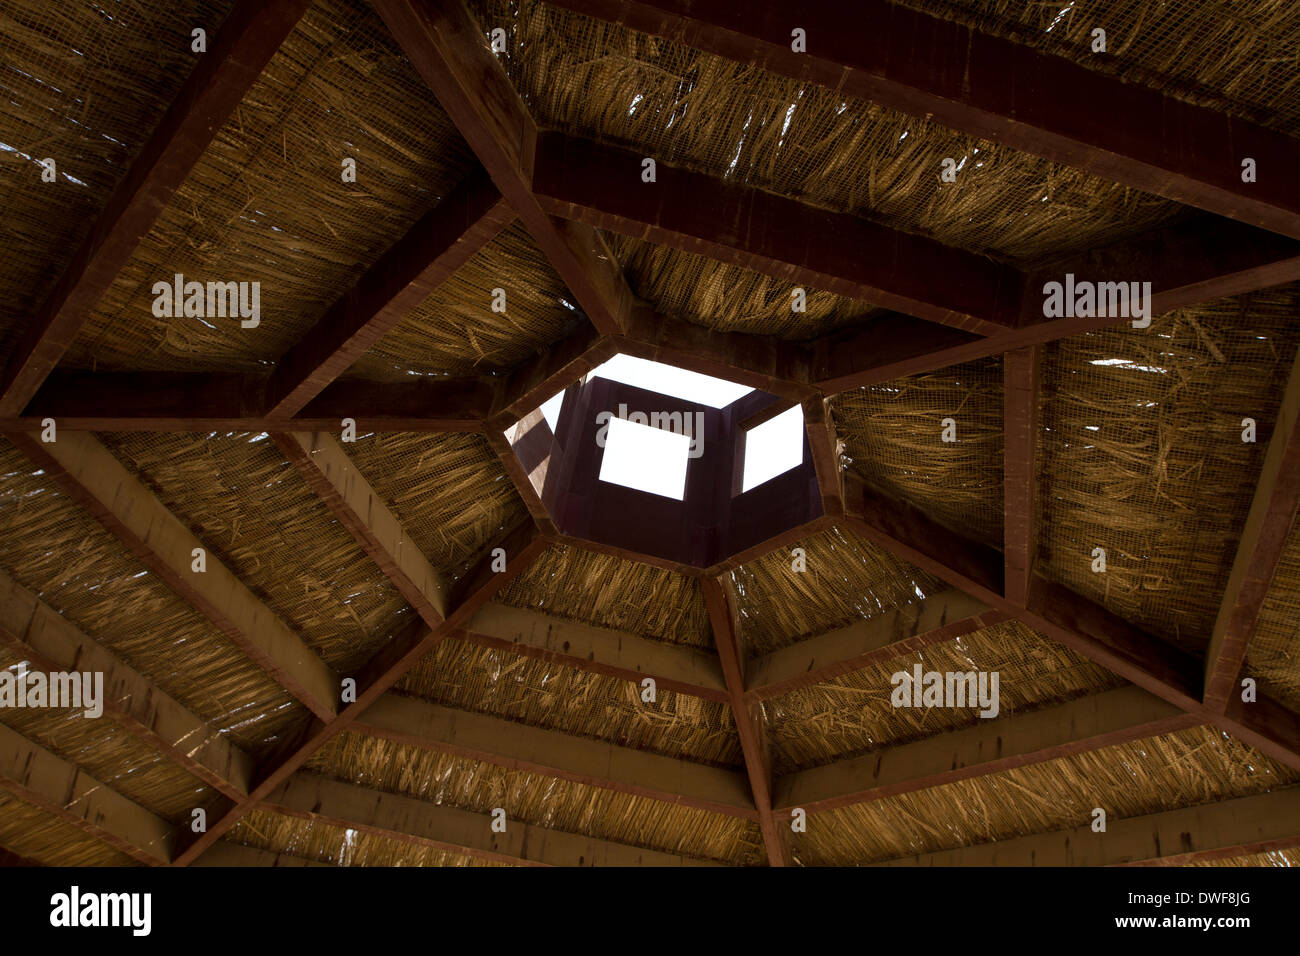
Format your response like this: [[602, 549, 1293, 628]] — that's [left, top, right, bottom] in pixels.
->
[[0, 0, 1298, 871]]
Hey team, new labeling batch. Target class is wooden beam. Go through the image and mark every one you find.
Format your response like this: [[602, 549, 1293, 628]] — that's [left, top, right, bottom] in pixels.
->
[[488, 322, 616, 427], [547, 0, 1300, 239], [4, 371, 494, 433], [9, 432, 340, 720], [775, 686, 1198, 814], [267, 771, 722, 866], [457, 601, 729, 702], [0, 569, 253, 800], [193, 843, 332, 867], [534, 132, 1021, 335], [354, 693, 756, 817], [273, 431, 450, 626], [0, 847, 43, 867], [171, 523, 548, 865], [0, 724, 174, 865], [875, 786, 1300, 867], [815, 216, 1300, 394], [1204, 342, 1300, 711], [371, 0, 635, 336], [802, 397, 843, 518], [265, 170, 514, 415], [703, 576, 792, 866], [0, 0, 312, 415], [745, 590, 1002, 701], [1003, 346, 1041, 606]]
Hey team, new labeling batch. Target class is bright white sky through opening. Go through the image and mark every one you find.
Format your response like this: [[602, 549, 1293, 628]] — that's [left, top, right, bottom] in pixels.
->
[[598, 416, 691, 499], [742, 405, 805, 492]]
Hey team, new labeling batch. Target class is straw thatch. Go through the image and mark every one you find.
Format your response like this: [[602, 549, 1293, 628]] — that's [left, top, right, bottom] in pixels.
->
[[1246, 517, 1300, 714], [0, 791, 138, 867], [104, 431, 414, 674], [397, 638, 742, 767], [499, 544, 714, 648], [767, 619, 1124, 774], [0, 0, 233, 358], [348, 222, 584, 380], [228, 807, 501, 867], [0, 438, 304, 753], [797, 725, 1300, 865], [307, 729, 764, 863], [469, 0, 1182, 264], [604, 232, 880, 339], [339, 432, 527, 581], [1191, 848, 1300, 868], [832, 357, 1004, 546], [1038, 287, 1300, 653], [729, 525, 944, 655], [897, 0, 1300, 138], [63, 0, 473, 373]]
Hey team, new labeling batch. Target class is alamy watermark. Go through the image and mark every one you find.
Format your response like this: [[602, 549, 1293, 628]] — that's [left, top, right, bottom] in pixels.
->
[[595, 403, 705, 458], [890, 664, 1000, 718], [0, 665, 103, 718], [152, 272, 260, 328], [1042, 273, 1152, 328], [50, 886, 151, 936]]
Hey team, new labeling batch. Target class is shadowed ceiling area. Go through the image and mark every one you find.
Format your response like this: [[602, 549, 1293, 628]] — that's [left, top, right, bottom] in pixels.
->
[[0, 0, 1298, 869]]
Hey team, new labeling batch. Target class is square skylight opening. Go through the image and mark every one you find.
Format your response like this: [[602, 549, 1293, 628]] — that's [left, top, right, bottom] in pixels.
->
[[590, 354, 753, 407], [598, 415, 691, 500], [742, 405, 805, 492]]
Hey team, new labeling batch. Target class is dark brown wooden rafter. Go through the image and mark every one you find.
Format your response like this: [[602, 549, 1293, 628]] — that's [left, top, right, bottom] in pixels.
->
[[543, 0, 1300, 239], [265, 169, 515, 416], [0, 0, 313, 417], [702, 575, 793, 866], [172, 521, 547, 865], [1003, 346, 1041, 606]]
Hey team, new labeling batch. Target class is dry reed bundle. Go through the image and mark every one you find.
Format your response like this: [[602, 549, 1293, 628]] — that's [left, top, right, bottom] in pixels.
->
[[1191, 848, 1300, 868], [1246, 519, 1300, 713], [0, 439, 303, 752], [499, 544, 713, 648], [799, 725, 1300, 865], [730, 525, 943, 655], [229, 807, 499, 867], [0, 669, 210, 822], [339, 432, 527, 581], [307, 730, 764, 864], [64, 0, 473, 373], [397, 638, 742, 767], [469, 0, 1180, 264], [605, 233, 879, 339], [768, 619, 1123, 774], [0, 791, 137, 867], [1038, 288, 1300, 652], [833, 357, 1004, 545], [104, 432, 413, 674], [0, 0, 230, 356], [350, 222, 583, 379], [898, 0, 1300, 137]]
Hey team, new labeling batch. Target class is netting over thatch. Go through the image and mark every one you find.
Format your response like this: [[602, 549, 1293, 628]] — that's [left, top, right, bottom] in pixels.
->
[[1246, 517, 1300, 713], [0, 0, 235, 357], [897, 0, 1300, 138], [62, 0, 474, 374], [339, 432, 527, 581], [467, 0, 1182, 265], [499, 544, 713, 648], [0, 439, 303, 753], [397, 640, 742, 767], [307, 730, 764, 864], [0, 791, 138, 867], [767, 619, 1124, 774], [1038, 287, 1300, 653], [730, 525, 944, 655], [0, 662, 211, 822], [103, 431, 413, 674], [604, 233, 879, 339], [796, 726, 1300, 865], [228, 807, 500, 867], [1192, 848, 1300, 868], [348, 221, 584, 380], [833, 357, 1004, 546]]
